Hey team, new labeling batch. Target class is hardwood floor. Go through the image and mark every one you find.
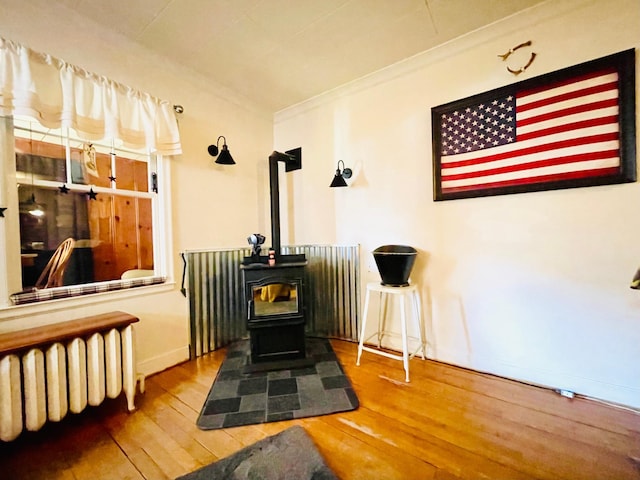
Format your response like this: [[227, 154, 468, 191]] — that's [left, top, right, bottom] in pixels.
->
[[1, 339, 639, 479]]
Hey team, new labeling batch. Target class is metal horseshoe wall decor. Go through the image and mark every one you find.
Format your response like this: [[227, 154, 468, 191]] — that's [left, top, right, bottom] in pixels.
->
[[498, 40, 537, 75]]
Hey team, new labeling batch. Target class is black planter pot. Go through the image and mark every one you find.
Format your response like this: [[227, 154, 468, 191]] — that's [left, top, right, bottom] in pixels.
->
[[373, 245, 417, 287]]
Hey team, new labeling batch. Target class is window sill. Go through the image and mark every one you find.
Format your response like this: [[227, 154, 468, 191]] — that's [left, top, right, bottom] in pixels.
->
[[9, 276, 167, 306], [0, 280, 176, 321]]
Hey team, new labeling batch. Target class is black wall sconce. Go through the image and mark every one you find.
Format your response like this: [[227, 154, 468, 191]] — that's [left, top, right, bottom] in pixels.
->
[[208, 135, 235, 165], [330, 160, 352, 187]]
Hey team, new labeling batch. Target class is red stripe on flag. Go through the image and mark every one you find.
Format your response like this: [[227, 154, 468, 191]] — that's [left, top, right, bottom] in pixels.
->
[[442, 150, 620, 181], [442, 167, 620, 194], [517, 67, 617, 99], [442, 132, 619, 169], [517, 115, 618, 142], [516, 81, 618, 113], [516, 98, 618, 128]]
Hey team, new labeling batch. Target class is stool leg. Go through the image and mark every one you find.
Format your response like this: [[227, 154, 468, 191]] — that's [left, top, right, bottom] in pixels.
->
[[412, 290, 426, 360], [400, 293, 410, 382], [356, 286, 372, 366], [377, 292, 388, 347]]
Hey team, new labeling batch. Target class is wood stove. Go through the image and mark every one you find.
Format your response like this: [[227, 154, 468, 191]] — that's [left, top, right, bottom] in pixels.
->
[[241, 260, 307, 365]]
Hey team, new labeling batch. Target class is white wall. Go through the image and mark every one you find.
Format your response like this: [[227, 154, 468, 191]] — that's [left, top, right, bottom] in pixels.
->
[[0, 0, 274, 375], [275, 0, 640, 408], [2, 0, 639, 410]]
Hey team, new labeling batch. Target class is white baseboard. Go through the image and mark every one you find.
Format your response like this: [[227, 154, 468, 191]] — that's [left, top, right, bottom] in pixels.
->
[[432, 345, 640, 411], [379, 341, 640, 410], [137, 346, 190, 377]]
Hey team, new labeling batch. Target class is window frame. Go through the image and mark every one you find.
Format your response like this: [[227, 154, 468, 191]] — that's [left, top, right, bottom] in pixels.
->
[[0, 115, 174, 310]]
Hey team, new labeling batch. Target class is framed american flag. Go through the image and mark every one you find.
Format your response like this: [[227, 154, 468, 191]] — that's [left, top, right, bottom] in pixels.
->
[[431, 49, 636, 201]]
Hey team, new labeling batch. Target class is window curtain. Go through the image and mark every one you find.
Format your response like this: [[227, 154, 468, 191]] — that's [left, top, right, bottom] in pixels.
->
[[0, 37, 181, 155]]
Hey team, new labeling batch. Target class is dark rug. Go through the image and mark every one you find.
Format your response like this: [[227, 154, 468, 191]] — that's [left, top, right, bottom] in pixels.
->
[[197, 337, 359, 430], [176, 425, 338, 480]]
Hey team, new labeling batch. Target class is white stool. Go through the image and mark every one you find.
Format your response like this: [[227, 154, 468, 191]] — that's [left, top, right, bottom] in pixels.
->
[[356, 282, 426, 382]]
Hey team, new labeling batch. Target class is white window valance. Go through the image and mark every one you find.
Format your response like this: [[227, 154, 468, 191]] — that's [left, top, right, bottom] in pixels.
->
[[0, 37, 181, 155]]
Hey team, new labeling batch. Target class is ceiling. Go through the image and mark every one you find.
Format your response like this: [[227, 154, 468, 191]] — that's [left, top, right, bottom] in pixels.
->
[[53, 0, 545, 113]]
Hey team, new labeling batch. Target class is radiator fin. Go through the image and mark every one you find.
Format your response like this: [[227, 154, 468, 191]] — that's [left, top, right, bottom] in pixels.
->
[[67, 338, 88, 414], [22, 349, 46, 432], [104, 329, 122, 399], [45, 343, 68, 422], [0, 355, 22, 441], [120, 325, 138, 411], [87, 333, 106, 407]]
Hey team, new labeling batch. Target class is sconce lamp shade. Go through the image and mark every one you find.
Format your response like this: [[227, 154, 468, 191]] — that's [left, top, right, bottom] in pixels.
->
[[330, 160, 352, 187], [215, 144, 235, 165], [208, 136, 236, 165], [330, 171, 348, 187]]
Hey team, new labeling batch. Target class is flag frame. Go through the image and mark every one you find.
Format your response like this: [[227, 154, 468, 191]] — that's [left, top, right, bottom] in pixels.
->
[[431, 49, 636, 201]]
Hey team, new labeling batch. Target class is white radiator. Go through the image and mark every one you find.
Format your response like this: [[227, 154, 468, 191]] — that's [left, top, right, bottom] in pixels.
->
[[0, 323, 144, 442]]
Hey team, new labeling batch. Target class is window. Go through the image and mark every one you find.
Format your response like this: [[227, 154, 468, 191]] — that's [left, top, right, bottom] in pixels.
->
[[1, 116, 169, 305], [0, 38, 181, 307]]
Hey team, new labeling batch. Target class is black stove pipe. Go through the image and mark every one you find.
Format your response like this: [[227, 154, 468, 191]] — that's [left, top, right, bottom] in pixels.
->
[[268, 148, 302, 258]]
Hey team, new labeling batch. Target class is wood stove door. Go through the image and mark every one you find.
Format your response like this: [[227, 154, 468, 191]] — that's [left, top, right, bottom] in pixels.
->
[[242, 264, 307, 364]]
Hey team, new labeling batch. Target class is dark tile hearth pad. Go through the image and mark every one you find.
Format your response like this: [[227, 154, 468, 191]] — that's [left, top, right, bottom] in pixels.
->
[[197, 337, 359, 430]]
